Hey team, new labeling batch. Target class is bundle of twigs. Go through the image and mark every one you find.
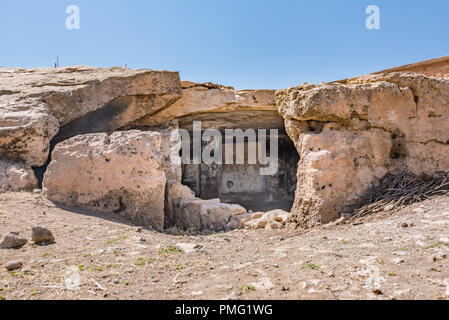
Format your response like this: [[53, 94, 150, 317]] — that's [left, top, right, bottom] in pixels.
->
[[349, 170, 449, 220]]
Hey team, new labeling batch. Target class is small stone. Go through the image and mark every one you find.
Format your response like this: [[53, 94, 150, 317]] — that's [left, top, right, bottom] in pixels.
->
[[0, 232, 28, 249], [112, 279, 119, 284], [432, 250, 447, 262], [401, 222, 409, 228], [393, 289, 411, 297], [372, 289, 383, 295], [5, 260, 23, 271], [392, 258, 405, 265], [175, 243, 203, 253], [31, 226, 55, 244], [135, 227, 142, 233]]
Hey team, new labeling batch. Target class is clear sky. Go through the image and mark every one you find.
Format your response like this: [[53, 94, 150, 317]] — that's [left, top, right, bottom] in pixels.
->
[[1, 0, 448, 89]]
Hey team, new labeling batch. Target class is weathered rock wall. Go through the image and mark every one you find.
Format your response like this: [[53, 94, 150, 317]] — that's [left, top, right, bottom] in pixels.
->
[[135, 81, 278, 128], [42, 130, 167, 231], [0, 66, 181, 191], [277, 72, 449, 227]]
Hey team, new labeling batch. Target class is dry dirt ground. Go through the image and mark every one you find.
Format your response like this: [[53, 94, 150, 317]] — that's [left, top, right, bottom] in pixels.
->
[[1, 191, 449, 300]]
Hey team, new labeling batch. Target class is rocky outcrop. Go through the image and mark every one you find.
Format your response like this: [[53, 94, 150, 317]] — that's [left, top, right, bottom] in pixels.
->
[[0, 159, 38, 191], [135, 81, 281, 130], [0, 67, 181, 170], [42, 130, 166, 231], [276, 72, 449, 227]]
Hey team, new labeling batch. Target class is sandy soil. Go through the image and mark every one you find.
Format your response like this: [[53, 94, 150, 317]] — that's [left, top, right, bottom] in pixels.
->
[[1, 191, 449, 300]]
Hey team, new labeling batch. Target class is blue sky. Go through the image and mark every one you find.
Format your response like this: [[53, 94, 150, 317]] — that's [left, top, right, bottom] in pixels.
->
[[1, 1, 448, 89]]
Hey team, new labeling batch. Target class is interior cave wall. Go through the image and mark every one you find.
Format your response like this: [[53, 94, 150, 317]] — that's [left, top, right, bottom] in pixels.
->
[[181, 130, 299, 212]]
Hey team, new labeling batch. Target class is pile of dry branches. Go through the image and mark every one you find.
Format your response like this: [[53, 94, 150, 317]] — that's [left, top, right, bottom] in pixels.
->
[[349, 170, 449, 220]]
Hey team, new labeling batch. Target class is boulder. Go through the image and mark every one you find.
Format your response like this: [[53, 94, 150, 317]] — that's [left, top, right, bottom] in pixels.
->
[[0, 96, 59, 166], [0, 67, 181, 167], [42, 130, 167, 231], [200, 203, 247, 231], [243, 209, 289, 230], [5, 260, 23, 271], [164, 180, 196, 227], [179, 198, 221, 231], [276, 72, 449, 227], [226, 212, 255, 231], [0, 159, 38, 191], [0, 232, 28, 249], [31, 226, 55, 244]]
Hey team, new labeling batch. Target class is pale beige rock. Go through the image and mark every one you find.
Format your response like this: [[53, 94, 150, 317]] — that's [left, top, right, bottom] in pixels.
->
[[158, 121, 183, 182], [0, 66, 181, 167], [0, 97, 59, 166], [243, 210, 289, 230], [226, 212, 255, 231], [164, 180, 196, 227], [42, 130, 166, 231], [135, 81, 278, 128], [0, 159, 37, 191], [276, 72, 449, 227], [0, 232, 28, 249], [31, 225, 55, 244], [200, 203, 247, 231], [179, 198, 220, 231]]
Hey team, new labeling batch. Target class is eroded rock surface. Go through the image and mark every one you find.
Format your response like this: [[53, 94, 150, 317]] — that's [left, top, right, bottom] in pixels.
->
[[0, 232, 27, 249], [242, 209, 290, 230], [42, 130, 167, 231], [277, 72, 449, 227], [0, 67, 181, 169], [135, 81, 278, 129], [0, 159, 37, 191]]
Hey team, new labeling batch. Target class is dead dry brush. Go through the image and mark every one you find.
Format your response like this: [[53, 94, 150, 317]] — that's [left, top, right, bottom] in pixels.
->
[[349, 170, 449, 220]]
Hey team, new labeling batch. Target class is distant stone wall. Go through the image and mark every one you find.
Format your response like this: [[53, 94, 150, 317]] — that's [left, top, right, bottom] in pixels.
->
[[372, 56, 449, 78]]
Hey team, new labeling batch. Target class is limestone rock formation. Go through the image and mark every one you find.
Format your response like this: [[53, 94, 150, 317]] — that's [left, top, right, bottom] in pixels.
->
[[0, 96, 59, 167], [0, 66, 181, 170], [277, 72, 449, 227], [179, 198, 221, 231], [0, 159, 38, 191], [164, 180, 196, 227], [135, 81, 281, 130], [42, 130, 167, 231], [242, 209, 290, 230]]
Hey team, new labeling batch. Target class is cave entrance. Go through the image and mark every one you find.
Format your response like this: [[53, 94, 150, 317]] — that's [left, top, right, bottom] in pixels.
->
[[179, 111, 299, 212]]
